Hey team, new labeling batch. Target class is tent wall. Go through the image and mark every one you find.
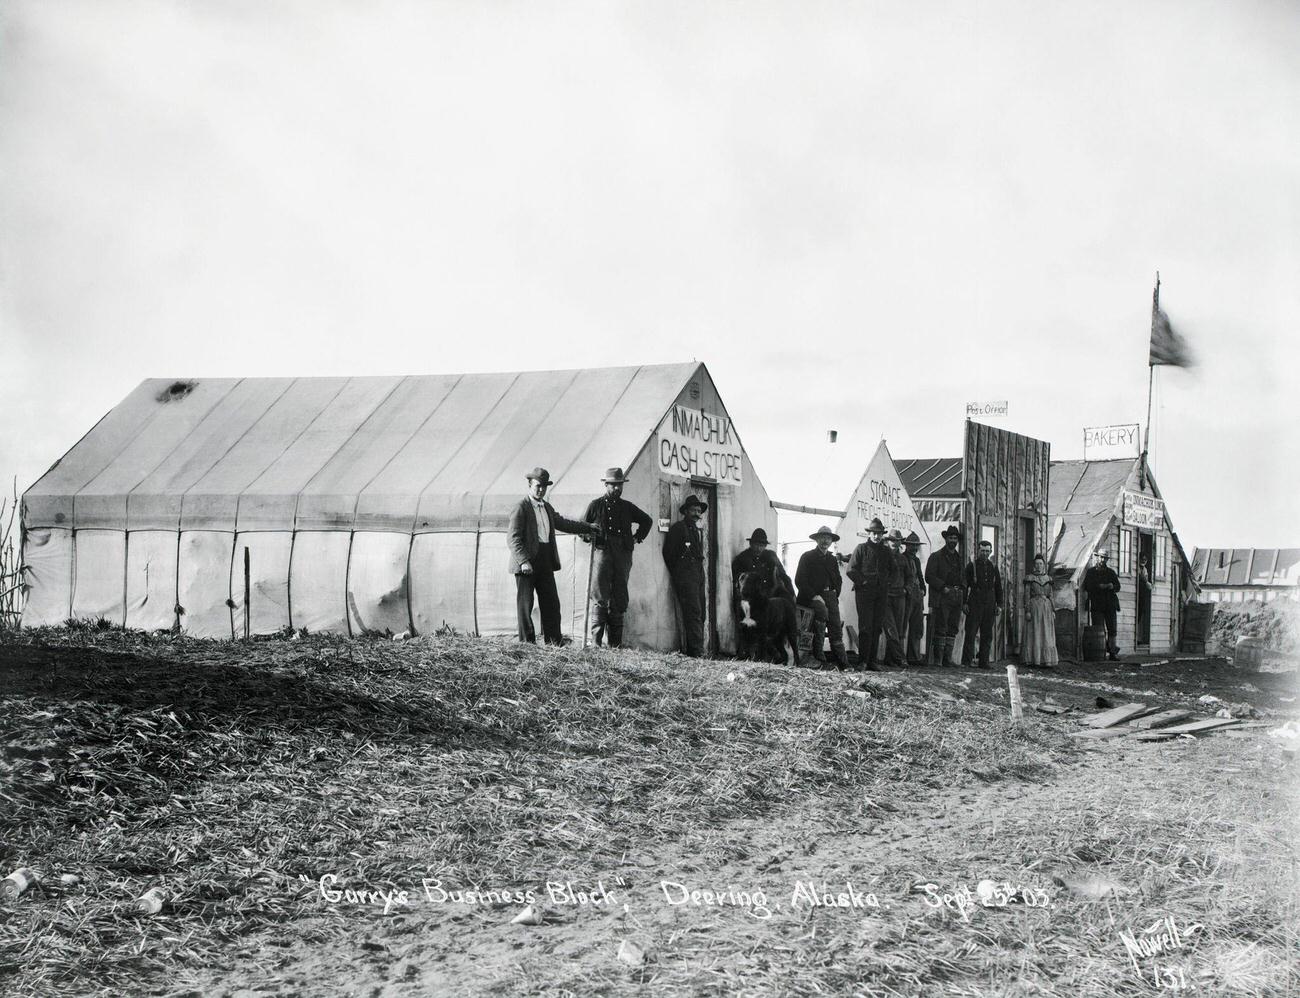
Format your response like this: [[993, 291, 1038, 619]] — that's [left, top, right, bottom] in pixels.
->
[[21, 363, 774, 651]]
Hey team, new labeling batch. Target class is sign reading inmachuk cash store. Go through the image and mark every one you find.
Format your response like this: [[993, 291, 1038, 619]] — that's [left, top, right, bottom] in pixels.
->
[[1122, 490, 1165, 530], [1084, 423, 1140, 461], [657, 406, 743, 483]]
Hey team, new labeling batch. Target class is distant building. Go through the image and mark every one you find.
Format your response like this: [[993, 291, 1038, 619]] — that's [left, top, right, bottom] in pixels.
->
[[1190, 548, 1300, 603]]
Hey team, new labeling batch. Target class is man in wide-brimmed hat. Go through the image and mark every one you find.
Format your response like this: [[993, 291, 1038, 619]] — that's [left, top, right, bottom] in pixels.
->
[[881, 529, 910, 667], [901, 532, 926, 665], [846, 516, 894, 671], [925, 524, 965, 665], [1083, 549, 1122, 660], [507, 467, 600, 645], [583, 467, 653, 648], [795, 526, 849, 669], [731, 527, 770, 660], [663, 494, 709, 656]]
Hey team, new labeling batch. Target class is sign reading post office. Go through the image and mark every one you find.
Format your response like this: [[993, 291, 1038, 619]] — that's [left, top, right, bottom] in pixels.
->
[[1084, 423, 1140, 461], [1122, 490, 1165, 530], [657, 406, 743, 484]]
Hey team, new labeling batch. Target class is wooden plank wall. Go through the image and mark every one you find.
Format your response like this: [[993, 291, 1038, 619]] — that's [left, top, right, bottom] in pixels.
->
[[962, 420, 1051, 660]]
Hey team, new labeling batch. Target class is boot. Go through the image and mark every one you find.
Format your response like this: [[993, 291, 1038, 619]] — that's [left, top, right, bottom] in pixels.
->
[[608, 620, 624, 648], [591, 623, 605, 647], [831, 642, 849, 671], [811, 620, 827, 662]]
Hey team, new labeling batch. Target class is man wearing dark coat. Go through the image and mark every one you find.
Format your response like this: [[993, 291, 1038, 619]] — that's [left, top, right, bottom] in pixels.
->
[[731, 528, 769, 660], [507, 467, 599, 644], [901, 532, 926, 666], [961, 539, 1004, 668], [846, 517, 893, 671], [1083, 549, 1123, 660], [795, 526, 849, 669], [925, 524, 965, 666], [663, 495, 709, 657], [583, 467, 653, 648], [882, 530, 910, 667]]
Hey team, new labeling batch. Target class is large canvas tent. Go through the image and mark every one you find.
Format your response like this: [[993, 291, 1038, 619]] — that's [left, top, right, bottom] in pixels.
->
[[22, 363, 775, 652]]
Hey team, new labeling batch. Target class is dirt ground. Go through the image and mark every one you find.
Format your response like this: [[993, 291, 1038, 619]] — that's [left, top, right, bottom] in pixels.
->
[[176, 654, 1299, 998]]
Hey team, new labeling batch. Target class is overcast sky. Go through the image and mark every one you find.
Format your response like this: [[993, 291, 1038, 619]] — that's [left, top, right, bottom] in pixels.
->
[[1, 0, 1296, 549]]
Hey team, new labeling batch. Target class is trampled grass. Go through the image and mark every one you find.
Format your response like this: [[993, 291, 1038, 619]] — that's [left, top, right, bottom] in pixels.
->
[[1, 627, 1295, 997]]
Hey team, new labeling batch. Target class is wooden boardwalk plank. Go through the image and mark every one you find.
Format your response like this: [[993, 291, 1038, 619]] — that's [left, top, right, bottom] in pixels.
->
[[1130, 709, 1194, 730], [1082, 703, 1155, 728]]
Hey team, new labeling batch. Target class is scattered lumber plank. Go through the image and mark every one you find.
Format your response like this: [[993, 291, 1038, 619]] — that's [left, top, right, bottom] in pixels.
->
[[1034, 703, 1072, 715], [1082, 703, 1154, 728], [1130, 709, 1193, 730], [1130, 718, 1243, 741], [1067, 727, 1133, 740]]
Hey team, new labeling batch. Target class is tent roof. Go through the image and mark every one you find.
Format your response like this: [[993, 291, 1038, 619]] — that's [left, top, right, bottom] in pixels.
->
[[1047, 459, 1137, 575], [1191, 548, 1300, 588], [893, 457, 963, 498], [24, 363, 703, 532]]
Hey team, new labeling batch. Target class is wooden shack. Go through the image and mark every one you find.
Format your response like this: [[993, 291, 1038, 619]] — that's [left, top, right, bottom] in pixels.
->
[[1047, 458, 1194, 657], [896, 421, 1050, 663]]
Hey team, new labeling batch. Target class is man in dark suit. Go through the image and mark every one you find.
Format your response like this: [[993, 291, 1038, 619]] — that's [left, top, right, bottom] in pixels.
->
[[1083, 549, 1123, 660], [925, 524, 965, 666], [795, 525, 848, 669], [962, 539, 1003, 669], [731, 527, 770, 660], [846, 517, 893, 671], [507, 467, 598, 645], [583, 467, 652, 648], [663, 495, 709, 657]]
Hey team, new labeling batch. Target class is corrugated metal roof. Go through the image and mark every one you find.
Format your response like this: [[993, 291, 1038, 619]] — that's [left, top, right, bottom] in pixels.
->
[[24, 363, 703, 533], [1191, 548, 1300, 588], [893, 457, 963, 497]]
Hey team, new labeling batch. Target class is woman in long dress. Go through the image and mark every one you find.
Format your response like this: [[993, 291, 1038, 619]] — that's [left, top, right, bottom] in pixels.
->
[[1022, 554, 1059, 666]]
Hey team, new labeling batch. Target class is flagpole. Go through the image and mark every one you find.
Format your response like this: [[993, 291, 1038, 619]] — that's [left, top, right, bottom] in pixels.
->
[[1141, 273, 1159, 489]]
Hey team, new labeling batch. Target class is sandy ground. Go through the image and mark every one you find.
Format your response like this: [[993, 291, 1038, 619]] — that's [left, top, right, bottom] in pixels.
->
[[183, 656, 1299, 998]]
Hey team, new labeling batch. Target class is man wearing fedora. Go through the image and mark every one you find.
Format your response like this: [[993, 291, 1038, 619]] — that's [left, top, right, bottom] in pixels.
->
[[1083, 549, 1122, 661], [961, 538, 1003, 669], [795, 526, 849, 669], [925, 524, 966, 666], [846, 517, 893, 671], [663, 494, 710, 657], [731, 527, 770, 660], [901, 532, 926, 666], [507, 467, 599, 645], [882, 529, 910, 668], [582, 467, 653, 648]]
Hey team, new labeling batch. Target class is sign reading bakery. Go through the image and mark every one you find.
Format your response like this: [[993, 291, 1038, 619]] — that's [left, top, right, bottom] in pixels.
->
[[657, 406, 743, 484]]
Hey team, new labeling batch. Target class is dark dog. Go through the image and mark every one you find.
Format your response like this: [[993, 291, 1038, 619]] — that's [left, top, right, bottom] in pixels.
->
[[738, 555, 802, 667]]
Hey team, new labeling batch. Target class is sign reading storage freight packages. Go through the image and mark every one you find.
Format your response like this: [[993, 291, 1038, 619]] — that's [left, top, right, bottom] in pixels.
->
[[657, 406, 743, 483], [1084, 424, 1140, 461], [1122, 490, 1165, 530]]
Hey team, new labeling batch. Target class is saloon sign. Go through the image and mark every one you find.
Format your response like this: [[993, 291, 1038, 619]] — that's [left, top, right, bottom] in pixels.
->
[[1084, 424, 1140, 461], [1122, 490, 1165, 530], [657, 406, 743, 484]]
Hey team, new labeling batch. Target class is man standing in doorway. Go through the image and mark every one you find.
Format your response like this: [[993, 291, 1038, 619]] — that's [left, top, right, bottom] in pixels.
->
[[583, 467, 653, 648], [847, 517, 893, 671], [925, 525, 965, 666], [1084, 550, 1123, 660], [663, 495, 709, 657], [731, 527, 769, 660], [507, 467, 600, 645], [962, 539, 1003, 669], [796, 526, 849, 669], [901, 532, 926, 666]]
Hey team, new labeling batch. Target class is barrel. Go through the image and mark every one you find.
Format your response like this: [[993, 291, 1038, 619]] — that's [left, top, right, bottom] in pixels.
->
[[1081, 625, 1106, 662]]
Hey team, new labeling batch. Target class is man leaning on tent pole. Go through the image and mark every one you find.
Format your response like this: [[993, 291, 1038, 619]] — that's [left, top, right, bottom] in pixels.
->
[[583, 467, 653, 648]]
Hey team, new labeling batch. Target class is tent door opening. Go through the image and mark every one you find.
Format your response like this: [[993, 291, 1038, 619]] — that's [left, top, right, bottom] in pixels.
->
[[691, 480, 719, 656], [1137, 530, 1153, 648]]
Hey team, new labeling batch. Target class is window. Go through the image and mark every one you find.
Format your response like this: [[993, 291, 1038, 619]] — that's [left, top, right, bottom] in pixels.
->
[[1155, 534, 1168, 580], [1118, 529, 1133, 574], [981, 523, 998, 555]]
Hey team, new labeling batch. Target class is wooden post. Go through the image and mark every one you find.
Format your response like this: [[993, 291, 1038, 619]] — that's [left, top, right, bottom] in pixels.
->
[[243, 546, 251, 641], [1006, 663, 1024, 722]]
